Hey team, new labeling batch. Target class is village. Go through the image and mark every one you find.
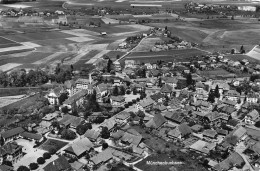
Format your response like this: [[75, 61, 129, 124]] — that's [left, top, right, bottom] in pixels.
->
[[0, 38, 260, 171], [0, 0, 260, 170]]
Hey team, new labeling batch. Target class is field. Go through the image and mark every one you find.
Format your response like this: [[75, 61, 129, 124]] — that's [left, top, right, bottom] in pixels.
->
[[133, 37, 163, 52], [124, 49, 207, 63], [40, 139, 68, 152], [225, 54, 260, 64]]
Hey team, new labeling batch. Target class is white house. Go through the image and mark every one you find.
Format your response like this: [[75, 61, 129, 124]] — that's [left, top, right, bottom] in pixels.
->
[[244, 110, 259, 125]]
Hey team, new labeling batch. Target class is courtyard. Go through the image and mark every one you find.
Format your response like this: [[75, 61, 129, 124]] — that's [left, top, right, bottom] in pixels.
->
[[14, 139, 47, 169]]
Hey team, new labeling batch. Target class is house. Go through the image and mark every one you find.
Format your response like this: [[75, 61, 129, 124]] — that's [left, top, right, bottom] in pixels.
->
[[230, 127, 247, 144], [245, 109, 259, 125], [213, 152, 244, 171], [191, 124, 203, 133], [89, 148, 114, 167], [162, 77, 178, 89], [145, 63, 153, 70], [204, 111, 229, 126], [189, 140, 216, 155], [227, 118, 239, 129], [224, 90, 240, 102], [0, 142, 23, 164], [115, 111, 130, 124], [164, 111, 184, 124], [0, 165, 13, 171], [203, 129, 218, 140], [110, 96, 125, 107], [63, 89, 88, 109], [20, 132, 43, 143], [220, 105, 236, 115], [75, 77, 94, 91], [246, 92, 258, 103], [64, 80, 75, 96], [95, 83, 111, 102], [99, 117, 117, 132], [150, 92, 165, 103], [64, 138, 94, 159], [59, 114, 84, 129], [222, 99, 237, 106], [39, 112, 59, 129], [84, 129, 101, 142], [145, 113, 166, 129], [125, 60, 136, 69], [167, 123, 192, 140], [216, 129, 228, 136], [47, 86, 65, 105], [160, 84, 173, 97], [153, 103, 167, 112], [135, 98, 155, 111], [120, 130, 142, 146], [43, 155, 71, 171], [1, 127, 25, 143]]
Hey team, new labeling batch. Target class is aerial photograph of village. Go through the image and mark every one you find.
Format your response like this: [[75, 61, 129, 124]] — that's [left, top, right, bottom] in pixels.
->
[[0, 0, 260, 170]]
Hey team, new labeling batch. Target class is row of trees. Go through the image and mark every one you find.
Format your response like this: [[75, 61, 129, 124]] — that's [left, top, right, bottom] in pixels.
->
[[0, 65, 73, 87]]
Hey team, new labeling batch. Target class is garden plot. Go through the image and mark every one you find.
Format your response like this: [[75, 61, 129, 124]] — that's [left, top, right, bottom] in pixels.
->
[[0, 63, 22, 72], [32, 52, 63, 65], [60, 29, 100, 36], [63, 50, 91, 65], [115, 24, 152, 31], [3, 4, 32, 8], [86, 50, 110, 64], [101, 17, 120, 24], [21, 42, 42, 48], [66, 37, 94, 43], [0, 45, 33, 53]]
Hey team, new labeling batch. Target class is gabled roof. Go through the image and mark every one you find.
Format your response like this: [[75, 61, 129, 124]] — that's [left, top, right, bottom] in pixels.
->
[[189, 140, 216, 154], [116, 111, 130, 120], [145, 113, 166, 129], [153, 103, 167, 111], [84, 129, 101, 141], [213, 152, 244, 171], [59, 114, 84, 128], [162, 77, 178, 84], [224, 90, 240, 97], [90, 148, 114, 165], [20, 132, 42, 141], [247, 109, 259, 121], [178, 123, 192, 136], [139, 98, 155, 108], [42, 112, 59, 121], [205, 112, 229, 122], [160, 84, 173, 93], [150, 92, 165, 101], [121, 131, 142, 146], [0, 142, 22, 156], [203, 129, 217, 138], [64, 89, 88, 105], [100, 118, 116, 131], [164, 111, 184, 123], [0, 164, 13, 171], [2, 127, 25, 139], [65, 138, 93, 156], [233, 127, 247, 139], [43, 155, 71, 171]]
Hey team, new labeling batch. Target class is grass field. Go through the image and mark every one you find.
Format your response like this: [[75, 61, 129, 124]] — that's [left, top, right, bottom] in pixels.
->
[[4, 31, 72, 42], [124, 49, 207, 63], [200, 68, 231, 77], [225, 54, 260, 64], [133, 37, 163, 52]]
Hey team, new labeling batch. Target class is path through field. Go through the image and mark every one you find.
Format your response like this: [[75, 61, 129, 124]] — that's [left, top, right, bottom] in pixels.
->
[[63, 49, 91, 65], [247, 45, 260, 60]]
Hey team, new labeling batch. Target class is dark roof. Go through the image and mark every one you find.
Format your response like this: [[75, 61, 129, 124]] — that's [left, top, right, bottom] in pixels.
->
[[63, 89, 88, 105], [213, 152, 244, 171], [0, 142, 22, 156], [164, 111, 184, 123], [150, 92, 165, 101], [84, 129, 100, 141], [2, 127, 25, 139], [178, 123, 192, 136], [145, 113, 166, 129], [203, 129, 218, 138], [160, 84, 173, 93], [20, 132, 42, 140], [43, 156, 71, 171]]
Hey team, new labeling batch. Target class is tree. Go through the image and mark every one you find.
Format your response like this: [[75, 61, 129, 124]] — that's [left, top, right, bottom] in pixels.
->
[[76, 124, 88, 135], [119, 86, 125, 95], [113, 85, 119, 96], [102, 142, 109, 150], [29, 163, 38, 170], [61, 129, 77, 140], [207, 89, 215, 103], [136, 110, 145, 118], [107, 58, 113, 73], [100, 126, 110, 139], [186, 73, 193, 86], [214, 85, 220, 98], [37, 157, 45, 164], [255, 121, 260, 128], [133, 87, 137, 95], [49, 147, 57, 155], [17, 166, 30, 171], [59, 92, 68, 105], [43, 152, 51, 159], [61, 106, 69, 113]]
